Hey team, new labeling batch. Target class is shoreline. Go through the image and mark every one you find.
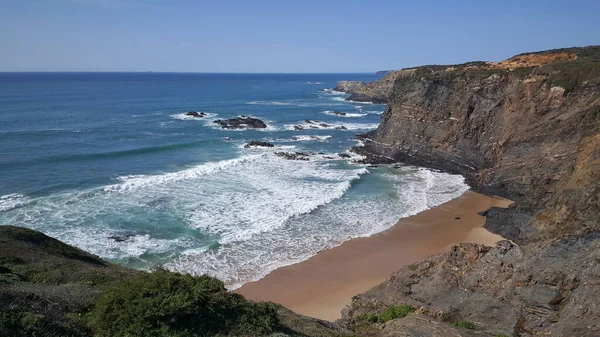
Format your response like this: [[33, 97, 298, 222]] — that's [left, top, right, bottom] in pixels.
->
[[236, 190, 512, 321]]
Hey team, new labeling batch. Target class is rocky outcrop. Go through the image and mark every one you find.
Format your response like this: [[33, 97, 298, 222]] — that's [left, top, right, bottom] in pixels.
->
[[275, 152, 311, 161], [185, 111, 206, 118], [355, 46, 600, 244], [334, 70, 417, 103], [340, 46, 600, 336], [213, 116, 267, 129], [343, 236, 600, 336], [244, 140, 274, 148]]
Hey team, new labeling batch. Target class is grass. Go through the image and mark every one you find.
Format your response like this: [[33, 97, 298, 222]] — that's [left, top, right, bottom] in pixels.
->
[[452, 321, 477, 330], [407, 264, 419, 271], [357, 305, 416, 324]]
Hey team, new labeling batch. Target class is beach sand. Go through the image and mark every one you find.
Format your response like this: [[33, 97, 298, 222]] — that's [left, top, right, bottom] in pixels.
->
[[236, 190, 512, 321]]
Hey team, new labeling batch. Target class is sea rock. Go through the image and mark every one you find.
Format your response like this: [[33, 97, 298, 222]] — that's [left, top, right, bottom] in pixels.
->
[[477, 210, 488, 217], [335, 125, 348, 130], [185, 111, 206, 118], [275, 152, 310, 161], [338, 153, 351, 159], [244, 140, 275, 148], [293, 125, 305, 131], [108, 233, 136, 242], [213, 116, 267, 129], [330, 111, 347, 116]]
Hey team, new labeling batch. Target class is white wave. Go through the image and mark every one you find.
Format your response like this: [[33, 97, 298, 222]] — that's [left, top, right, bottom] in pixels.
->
[[307, 82, 323, 84], [105, 155, 263, 192], [0, 193, 30, 212], [322, 110, 367, 118], [290, 135, 332, 142], [284, 120, 379, 131], [170, 112, 218, 121], [167, 166, 468, 289], [246, 101, 293, 106], [246, 100, 345, 107], [365, 110, 384, 115]]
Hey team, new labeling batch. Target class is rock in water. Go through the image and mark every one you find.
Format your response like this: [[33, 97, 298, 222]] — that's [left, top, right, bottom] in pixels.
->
[[244, 140, 275, 148], [213, 116, 267, 129], [275, 152, 310, 161], [185, 111, 206, 118]]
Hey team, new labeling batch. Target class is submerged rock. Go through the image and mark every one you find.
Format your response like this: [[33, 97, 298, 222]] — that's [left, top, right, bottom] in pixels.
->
[[213, 116, 267, 129], [108, 233, 136, 242], [275, 152, 310, 161], [338, 153, 352, 159], [330, 111, 347, 116]]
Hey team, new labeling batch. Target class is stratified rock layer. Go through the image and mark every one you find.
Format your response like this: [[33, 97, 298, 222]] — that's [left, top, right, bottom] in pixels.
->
[[342, 46, 600, 336]]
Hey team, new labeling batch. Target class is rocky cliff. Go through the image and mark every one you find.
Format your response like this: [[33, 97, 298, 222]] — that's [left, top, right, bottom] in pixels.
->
[[341, 46, 600, 336]]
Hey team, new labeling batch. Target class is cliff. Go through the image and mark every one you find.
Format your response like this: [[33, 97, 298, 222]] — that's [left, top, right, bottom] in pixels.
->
[[342, 46, 600, 336]]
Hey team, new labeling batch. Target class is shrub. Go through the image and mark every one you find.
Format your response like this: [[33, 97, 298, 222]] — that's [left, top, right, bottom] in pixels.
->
[[87, 269, 279, 337], [453, 321, 476, 329], [357, 313, 378, 323], [407, 264, 418, 271], [377, 305, 416, 323]]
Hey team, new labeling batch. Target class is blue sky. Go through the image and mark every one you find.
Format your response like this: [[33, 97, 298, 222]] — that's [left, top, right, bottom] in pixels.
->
[[1, 0, 598, 72]]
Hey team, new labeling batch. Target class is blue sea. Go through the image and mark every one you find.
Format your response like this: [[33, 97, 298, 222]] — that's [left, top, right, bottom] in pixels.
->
[[0, 73, 467, 288]]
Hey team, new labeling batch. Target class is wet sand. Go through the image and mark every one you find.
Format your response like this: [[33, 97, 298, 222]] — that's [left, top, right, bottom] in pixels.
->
[[236, 190, 512, 321]]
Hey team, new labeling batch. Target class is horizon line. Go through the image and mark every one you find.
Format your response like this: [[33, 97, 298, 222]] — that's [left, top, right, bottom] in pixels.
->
[[0, 71, 385, 75]]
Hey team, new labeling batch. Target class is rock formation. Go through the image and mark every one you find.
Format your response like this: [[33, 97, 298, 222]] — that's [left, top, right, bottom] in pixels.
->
[[185, 111, 206, 118], [342, 46, 600, 336], [244, 140, 275, 148], [213, 116, 267, 129]]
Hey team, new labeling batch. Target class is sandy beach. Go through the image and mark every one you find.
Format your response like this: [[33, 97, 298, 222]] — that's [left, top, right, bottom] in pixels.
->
[[236, 190, 512, 321]]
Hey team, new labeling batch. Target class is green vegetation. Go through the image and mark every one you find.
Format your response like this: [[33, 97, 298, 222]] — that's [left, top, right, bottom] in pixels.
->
[[0, 226, 350, 337], [452, 321, 477, 330], [357, 313, 379, 323], [407, 263, 418, 271], [357, 305, 416, 324], [88, 269, 278, 337]]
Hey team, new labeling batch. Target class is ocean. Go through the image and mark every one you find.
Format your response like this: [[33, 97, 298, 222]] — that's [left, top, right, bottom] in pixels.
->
[[0, 72, 468, 288]]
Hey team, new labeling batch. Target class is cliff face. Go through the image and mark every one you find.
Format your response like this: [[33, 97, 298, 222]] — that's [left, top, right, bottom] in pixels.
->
[[342, 47, 600, 336], [355, 47, 600, 244]]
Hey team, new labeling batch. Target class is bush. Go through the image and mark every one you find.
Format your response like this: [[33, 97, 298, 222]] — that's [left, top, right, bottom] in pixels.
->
[[357, 305, 415, 324], [357, 313, 378, 323], [87, 269, 279, 337], [452, 321, 476, 329], [377, 305, 416, 323]]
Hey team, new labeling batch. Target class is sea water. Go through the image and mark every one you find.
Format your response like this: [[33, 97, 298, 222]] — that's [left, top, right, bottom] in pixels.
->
[[0, 73, 468, 288]]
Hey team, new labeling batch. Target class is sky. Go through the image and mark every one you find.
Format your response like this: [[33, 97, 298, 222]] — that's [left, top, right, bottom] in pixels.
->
[[0, 0, 599, 73]]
